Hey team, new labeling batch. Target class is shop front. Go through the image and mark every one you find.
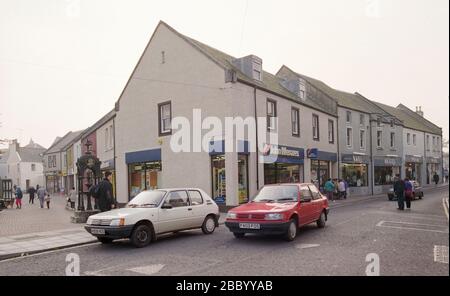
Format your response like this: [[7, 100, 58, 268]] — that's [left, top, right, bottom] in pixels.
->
[[45, 173, 58, 194], [404, 155, 423, 184], [126, 149, 162, 200], [262, 144, 305, 186], [308, 149, 337, 193], [210, 140, 250, 206], [373, 156, 403, 194], [426, 157, 441, 185], [341, 154, 370, 196]]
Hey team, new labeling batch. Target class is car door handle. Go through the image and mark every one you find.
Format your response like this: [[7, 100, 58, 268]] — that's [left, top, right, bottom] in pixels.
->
[[188, 208, 193, 211]]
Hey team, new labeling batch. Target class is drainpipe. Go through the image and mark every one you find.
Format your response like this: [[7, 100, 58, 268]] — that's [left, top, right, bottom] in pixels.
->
[[369, 119, 374, 196], [336, 112, 340, 180], [424, 132, 427, 184], [254, 87, 260, 190], [113, 117, 117, 204]]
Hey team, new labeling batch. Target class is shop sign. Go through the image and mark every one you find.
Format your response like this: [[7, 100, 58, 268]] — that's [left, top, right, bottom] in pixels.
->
[[342, 154, 369, 164], [374, 157, 402, 167], [307, 148, 318, 159], [263, 144, 303, 159], [426, 157, 440, 164], [405, 155, 423, 163]]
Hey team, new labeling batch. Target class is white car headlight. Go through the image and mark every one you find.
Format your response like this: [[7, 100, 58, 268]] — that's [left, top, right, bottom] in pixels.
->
[[86, 218, 93, 225], [110, 218, 125, 227], [227, 212, 237, 219], [265, 213, 283, 221]]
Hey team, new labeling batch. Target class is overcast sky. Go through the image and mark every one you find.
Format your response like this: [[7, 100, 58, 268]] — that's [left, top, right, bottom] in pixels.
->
[[0, 0, 448, 149]]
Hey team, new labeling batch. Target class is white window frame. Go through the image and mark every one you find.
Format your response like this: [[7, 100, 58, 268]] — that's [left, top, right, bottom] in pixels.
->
[[360, 114, 365, 126], [312, 114, 320, 141], [346, 127, 353, 148], [390, 132, 395, 149], [267, 99, 277, 131], [291, 108, 300, 137], [407, 133, 411, 145], [299, 79, 306, 100], [360, 129, 366, 150], [377, 131, 383, 148], [413, 134, 416, 146], [346, 111, 352, 124], [328, 120, 334, 143], [105, 128, 109, 151], [159, 102, 172, 135]]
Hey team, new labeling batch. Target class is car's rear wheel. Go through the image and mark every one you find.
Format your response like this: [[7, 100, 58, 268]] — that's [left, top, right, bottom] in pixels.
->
[[97, 237, 113, 244], [130, 224, 152, 248], [233, 232, 245, 239], [284, 219, 297, 242], [201, 215, 216, 235], [317, 211, 326, 228]]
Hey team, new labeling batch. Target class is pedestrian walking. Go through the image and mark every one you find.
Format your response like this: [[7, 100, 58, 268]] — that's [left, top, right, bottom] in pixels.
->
[[45, 193, 51, 209], [433, 172, 440, 186], [338, 179, 346, 200], [344, 179, 349, 200], [404, 178, 413, 210], [14, 185, 23, 209], [67, 187, 77, 208], [324, 178, 335, 202], [36, 186, 48, 209], [28, 186, 36, 204], [393, 175, 405, 211], [94, 171, 116, 212]]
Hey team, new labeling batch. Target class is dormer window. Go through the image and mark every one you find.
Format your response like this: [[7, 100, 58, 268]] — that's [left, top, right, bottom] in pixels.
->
[[299, 79, 306, 100], [252, 59, 262, 81], [232, 55, 263, 82]]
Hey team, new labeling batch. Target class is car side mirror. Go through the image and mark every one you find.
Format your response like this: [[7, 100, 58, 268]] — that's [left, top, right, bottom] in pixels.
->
[[161, 203, 173, 209]]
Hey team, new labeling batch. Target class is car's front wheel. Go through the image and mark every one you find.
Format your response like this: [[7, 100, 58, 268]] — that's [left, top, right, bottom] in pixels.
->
[[284, 219, 297, 242], [317, 211, 326, 228], [201, 215, 217, 235], [130, 224, 152, 248]]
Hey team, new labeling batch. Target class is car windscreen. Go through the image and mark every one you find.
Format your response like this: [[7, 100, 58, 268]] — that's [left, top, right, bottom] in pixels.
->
[[253, 186, 299, 203], [127, 190, 167, 208]]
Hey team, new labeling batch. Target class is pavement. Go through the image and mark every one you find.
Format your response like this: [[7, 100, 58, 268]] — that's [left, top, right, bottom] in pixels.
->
[[0, 185, 448, 275], [0, 184, 447, 263]]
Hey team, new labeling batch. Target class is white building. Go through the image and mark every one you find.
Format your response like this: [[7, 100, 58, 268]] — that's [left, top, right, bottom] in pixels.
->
[[114, 22, 338, 207], [0, 139, 46, 190]]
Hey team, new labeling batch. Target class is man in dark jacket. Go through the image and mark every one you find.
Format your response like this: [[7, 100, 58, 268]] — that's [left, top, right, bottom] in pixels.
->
[[97, 172, 115, 212], [28, 186, 36, 204], [393, 175, 405, 211], [433, 173, 440, 186]]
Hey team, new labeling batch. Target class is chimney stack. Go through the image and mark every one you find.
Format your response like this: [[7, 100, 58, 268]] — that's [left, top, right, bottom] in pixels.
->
[[416, 106, 424, 117]]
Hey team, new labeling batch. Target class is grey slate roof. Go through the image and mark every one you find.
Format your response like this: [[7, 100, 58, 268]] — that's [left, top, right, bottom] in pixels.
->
[[45, 130, 85, 154], [162, 22, 336, 116], [80, 109, 115, 141], [374, 102, 442, 135], [18, 147, 46, 163], [396, 104, 442, 135]]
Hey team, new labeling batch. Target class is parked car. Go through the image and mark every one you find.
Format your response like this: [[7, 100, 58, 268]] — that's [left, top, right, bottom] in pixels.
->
[[388, 181, 424, 201], [225, 184, 329, 241], [85, 188, 220, 248]]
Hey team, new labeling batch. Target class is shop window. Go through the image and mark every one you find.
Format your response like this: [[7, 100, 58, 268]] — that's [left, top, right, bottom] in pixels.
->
[[310, 160, 329, 192], [264, 163, 302, 185], [374, 166, 400, 186], [188, 190, 204, 206], [267, 99, 277, 131], [211, 155, 226, 204], [312, 114, 320, 141], [165, 191, 189, 208], [342, 164, 368, 187], [158, 101, 172, 136], [291, 107, 300, 137], [128, 161, 162, 199]]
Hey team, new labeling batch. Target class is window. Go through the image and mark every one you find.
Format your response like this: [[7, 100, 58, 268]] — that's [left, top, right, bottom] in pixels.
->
[[374, 166, 400, 186], [31, 164, 36, 171], [377, 117, 381, 127], [377, 131, 382, 148], [360, 114, 365, 126], [165, 191, 189, 208], [48, 156, 52, 168], [300, 185, 312, 201], [328, 120, 334, 143], [158, 101, 172, 136], [432, 136, 436, 148], [360, 130, 366, 149], [299, 79, 306, 99], [390, 132, 395, 148], [188, 190, 203, 206], [291, 107, 300, 137], [342, 164, 368, 187], [437, 137, 440, 148], [346, 128, 353, 147], [253, 69, 261, 81], [308, 185, 321, 200], [312, 114, 320, 140], [346, 111, 352, 123], [161, 51, 165, 64], [252, 60, 262, 81], [105, 128, 109, 150], [109, 125, 114, 148], [426, 135, 430, 151], [267, 99, 277, 131], [390, 119, 395, 128], [413, 134, 417, 146], [407, 133, 411, 145]]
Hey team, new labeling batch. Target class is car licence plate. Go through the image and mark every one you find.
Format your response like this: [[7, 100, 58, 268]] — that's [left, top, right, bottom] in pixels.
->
[[239, 223, 260, 230], [91, 228, 105, 235]]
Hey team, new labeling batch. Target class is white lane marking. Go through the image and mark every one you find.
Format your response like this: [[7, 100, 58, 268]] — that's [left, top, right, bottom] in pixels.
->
[[434, 245, 449, 264], [127, 264, 165, 275], [296, 244, 320, 249], [376, 221, 449, 234], [443, 198, 449, 221]]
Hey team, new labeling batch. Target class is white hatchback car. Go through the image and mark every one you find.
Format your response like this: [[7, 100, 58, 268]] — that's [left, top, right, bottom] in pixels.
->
[[85, 188, 220, 248]]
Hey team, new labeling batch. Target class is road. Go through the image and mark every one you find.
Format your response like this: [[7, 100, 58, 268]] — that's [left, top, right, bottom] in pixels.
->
[[0, 186, 448, 276]]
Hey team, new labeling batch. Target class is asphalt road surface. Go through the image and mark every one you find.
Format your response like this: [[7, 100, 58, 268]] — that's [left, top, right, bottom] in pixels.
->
[[0, 186, 448, 276]]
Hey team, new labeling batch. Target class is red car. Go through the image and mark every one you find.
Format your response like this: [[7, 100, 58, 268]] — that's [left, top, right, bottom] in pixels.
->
[[225, 184, 329, 241]]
